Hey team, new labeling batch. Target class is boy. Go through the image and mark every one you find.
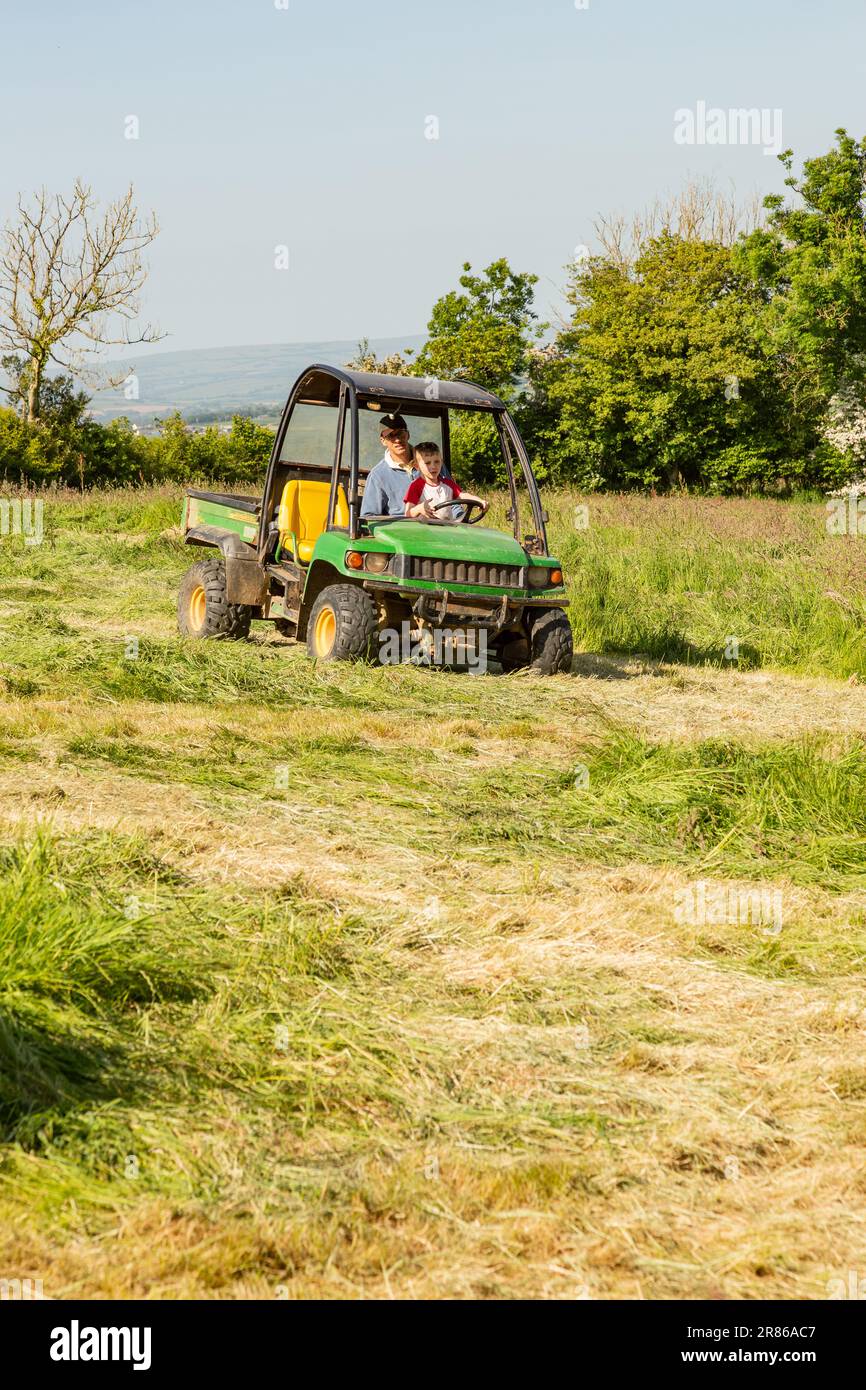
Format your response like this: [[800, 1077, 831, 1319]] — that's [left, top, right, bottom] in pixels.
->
[[404, 442, 488, 522]]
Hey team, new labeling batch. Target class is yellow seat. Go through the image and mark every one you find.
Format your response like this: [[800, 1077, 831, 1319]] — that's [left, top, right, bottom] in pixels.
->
[[278, 479, 349, 563]]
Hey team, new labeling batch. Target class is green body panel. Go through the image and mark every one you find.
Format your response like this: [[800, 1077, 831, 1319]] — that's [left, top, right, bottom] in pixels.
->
[[367, 519, 528, 566], [182, 495, 259, 546]]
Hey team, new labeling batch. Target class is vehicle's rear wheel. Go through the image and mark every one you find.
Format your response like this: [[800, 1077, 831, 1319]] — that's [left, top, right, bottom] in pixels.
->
[[527, 607, 573, 674], [178, 557, 252, 640], [306, 583, 379, 662]]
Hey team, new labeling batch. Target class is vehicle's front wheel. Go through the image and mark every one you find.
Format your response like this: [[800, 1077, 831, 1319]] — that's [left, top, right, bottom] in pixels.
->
[[528, 607, 573, 674], [177, 556, 252, 640], [497, 633, 530, 672], [306, 583, 379, 662]]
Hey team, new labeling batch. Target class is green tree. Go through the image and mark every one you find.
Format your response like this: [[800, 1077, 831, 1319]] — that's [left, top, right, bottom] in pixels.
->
[[1, 355, 90, 426], [76, 416, 147, 486], [0, 361, 95, 483], [413, 258, 543, 394], [146, 412, 272, 485], [222, 414, 275, 477], [734, 129, 866, 468], [412, 259, 544, 482], [544, 233, 796, 491]]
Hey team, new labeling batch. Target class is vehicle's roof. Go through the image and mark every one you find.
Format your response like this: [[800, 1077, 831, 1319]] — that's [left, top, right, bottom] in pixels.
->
[[298, 364, 506, 411]]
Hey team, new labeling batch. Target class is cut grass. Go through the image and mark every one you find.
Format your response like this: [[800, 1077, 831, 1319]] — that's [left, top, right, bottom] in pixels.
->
[[3, 818, 864, 1299], [19, 708, 866, 895]]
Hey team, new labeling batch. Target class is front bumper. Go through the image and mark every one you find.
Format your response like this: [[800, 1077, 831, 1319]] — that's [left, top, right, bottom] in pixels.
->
[[365, 580, 568, 633]]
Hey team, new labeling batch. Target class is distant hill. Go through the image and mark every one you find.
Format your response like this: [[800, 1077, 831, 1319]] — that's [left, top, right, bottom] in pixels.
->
[[81, 337, 425, 425]]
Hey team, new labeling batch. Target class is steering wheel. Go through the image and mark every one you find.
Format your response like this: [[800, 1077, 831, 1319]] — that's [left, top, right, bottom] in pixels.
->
[[430, 497, 487, 524]]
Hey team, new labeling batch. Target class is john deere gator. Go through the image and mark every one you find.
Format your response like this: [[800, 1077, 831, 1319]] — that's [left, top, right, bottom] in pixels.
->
[[177, 364, 573, 673]]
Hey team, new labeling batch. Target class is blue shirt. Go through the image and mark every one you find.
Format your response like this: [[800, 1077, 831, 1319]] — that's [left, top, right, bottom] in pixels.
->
[[360, 455, 416, 517], [360, 452, 452, 518]]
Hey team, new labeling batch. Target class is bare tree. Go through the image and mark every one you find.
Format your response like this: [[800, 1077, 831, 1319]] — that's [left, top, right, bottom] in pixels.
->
[[0, 180, 161, 421], [593, 177, 764, 271]]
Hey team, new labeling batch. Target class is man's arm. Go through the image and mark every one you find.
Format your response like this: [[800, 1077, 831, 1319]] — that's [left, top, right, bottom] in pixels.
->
[[360, 466, 383, 517]]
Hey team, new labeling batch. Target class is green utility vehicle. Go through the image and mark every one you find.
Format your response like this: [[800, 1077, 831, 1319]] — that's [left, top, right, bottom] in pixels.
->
[[177, 364, 572, 673]]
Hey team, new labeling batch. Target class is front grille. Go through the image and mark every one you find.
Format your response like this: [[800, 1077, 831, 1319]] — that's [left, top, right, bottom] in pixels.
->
[[408, 557, 524, 588]]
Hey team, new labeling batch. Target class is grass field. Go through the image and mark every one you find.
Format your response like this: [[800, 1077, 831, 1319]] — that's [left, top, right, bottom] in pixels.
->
[[2, 485, 866, 1299]]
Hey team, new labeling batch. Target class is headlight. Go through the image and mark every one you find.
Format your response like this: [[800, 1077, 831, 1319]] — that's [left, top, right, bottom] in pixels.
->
[[363, 551, 391, 574], [527, 566, 553, 588]]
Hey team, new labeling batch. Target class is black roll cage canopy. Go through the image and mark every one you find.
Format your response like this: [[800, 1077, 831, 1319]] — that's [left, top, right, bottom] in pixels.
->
[[259, 364, 550, 557]]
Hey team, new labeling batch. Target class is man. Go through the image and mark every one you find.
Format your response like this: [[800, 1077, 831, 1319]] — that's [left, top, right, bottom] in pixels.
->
[[360, 413, 419, 518]]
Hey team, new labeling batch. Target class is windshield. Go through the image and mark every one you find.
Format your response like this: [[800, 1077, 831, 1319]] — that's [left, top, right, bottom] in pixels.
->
[[355, 404, 544, 542]]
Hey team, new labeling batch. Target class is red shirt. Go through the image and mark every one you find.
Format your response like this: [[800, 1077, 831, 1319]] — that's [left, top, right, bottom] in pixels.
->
[[404, 476, 462, 506]]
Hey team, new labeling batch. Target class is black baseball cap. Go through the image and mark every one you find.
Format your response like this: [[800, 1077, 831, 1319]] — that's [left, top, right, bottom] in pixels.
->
[[380, 413, 408, 432]]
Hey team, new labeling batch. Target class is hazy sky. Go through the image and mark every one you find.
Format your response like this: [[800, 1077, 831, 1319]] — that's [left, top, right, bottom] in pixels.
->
[[2, 0, 865, 356]]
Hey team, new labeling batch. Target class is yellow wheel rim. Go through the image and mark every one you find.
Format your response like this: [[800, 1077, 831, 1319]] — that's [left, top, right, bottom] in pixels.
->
[[314, 607, 337, 657], [189, 584, 207, 631]]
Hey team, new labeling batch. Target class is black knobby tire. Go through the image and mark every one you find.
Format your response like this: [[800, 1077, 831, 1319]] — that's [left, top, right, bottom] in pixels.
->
[[528, 607, 573, 674], [177, 556, 252, 640], [306, 583, 379, 663]]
